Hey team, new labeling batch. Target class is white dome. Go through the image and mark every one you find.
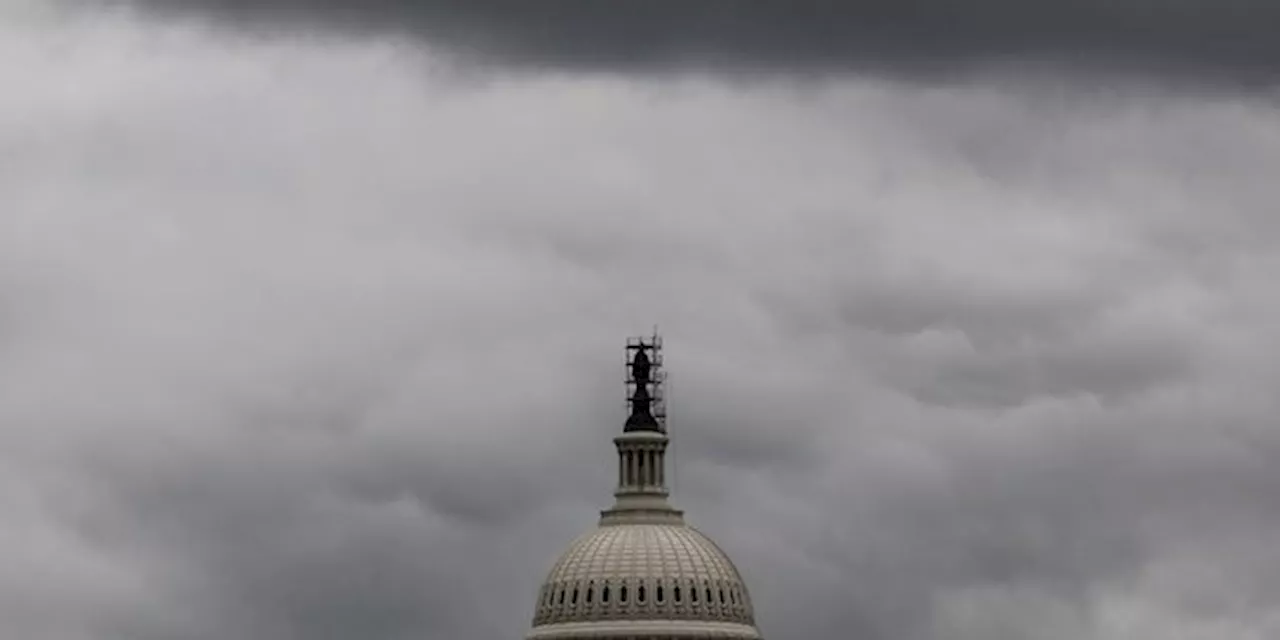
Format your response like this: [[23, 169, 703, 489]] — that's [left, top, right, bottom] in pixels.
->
[[527, 339, 763, 640], [531, 523, 757, 636]]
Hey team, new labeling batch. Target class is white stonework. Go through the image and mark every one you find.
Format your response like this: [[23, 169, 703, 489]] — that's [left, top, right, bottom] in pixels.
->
[[526, 389, 764, 640]]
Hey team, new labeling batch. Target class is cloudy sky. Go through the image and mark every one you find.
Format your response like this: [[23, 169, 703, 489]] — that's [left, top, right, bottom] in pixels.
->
[[4, 2, 1280, 639]]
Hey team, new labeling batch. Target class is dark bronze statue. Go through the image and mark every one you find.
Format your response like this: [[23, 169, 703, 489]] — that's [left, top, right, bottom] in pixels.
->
[[624, 345, 662, 432]]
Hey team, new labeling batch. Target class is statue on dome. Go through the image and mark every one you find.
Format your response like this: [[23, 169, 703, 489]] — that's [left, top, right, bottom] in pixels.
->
[[624, 336, 663, 432]]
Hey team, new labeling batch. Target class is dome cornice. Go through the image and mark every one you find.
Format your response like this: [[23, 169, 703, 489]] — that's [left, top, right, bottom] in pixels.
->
[[527, 620, 761, 640]]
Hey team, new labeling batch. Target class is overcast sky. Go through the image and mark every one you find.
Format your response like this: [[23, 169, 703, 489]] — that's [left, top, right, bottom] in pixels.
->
[[4, 2, 1280, 639]]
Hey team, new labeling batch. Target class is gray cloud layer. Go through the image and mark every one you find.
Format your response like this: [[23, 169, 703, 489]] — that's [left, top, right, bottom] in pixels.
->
[[104, 0, 1280, 83], [5, 4, 1280, 640]]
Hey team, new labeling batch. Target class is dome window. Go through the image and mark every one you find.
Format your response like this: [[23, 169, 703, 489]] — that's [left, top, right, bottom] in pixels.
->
[[620, 585, 628, 603], [602, 584, 610, 603], [638, 584, 646, 603], [719, 588, 726, 604], [656, 585, 665, 603], [690, 583, 699, 603], [571, 587, 578, 605], [674, 586, 682, 603], [558, 588, 565, 605], [706, 587, 713, 604], [586, 583, 594, 604]]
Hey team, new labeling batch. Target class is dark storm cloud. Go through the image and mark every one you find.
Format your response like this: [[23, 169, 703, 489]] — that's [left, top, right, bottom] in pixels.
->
[[113, 0, 1280, 82]]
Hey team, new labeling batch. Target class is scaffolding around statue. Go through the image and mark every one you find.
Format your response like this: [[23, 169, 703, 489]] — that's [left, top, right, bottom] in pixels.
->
[[624, 329, 667, 432]]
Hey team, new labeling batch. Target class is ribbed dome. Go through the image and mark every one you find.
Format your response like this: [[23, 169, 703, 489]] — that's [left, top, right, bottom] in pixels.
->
[[527, 337, 762, 640], [533, 523, 756, 629]]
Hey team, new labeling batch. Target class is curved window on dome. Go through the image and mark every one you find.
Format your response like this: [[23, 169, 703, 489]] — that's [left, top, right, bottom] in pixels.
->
[[571, 587, 578, 605], [620, 585, 628, 603], [656, 585, 664, 603], [719, 588, 725, 604], [690, 582, 698, 603], [729, 588, 736, 604], [558, 587, 565, 605], [638, 584, 646, 603], [674, 586, 682, 603], [706, 587, 713, 604], [602, 584, 610, 603], [586, 582, 594, 604]]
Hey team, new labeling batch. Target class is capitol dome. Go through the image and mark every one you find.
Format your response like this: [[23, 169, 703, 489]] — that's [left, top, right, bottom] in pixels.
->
[[527, 337, 762, 640]]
